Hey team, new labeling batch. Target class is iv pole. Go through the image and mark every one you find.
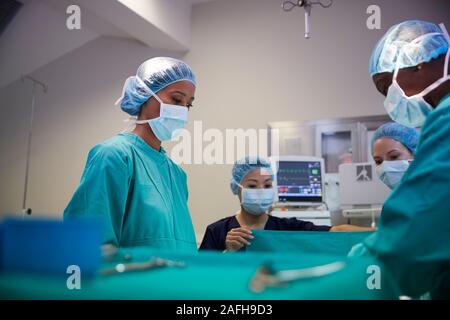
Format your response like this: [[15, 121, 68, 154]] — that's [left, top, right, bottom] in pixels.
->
[[21, 75, 47, 219], [282, 0, 333, 39]]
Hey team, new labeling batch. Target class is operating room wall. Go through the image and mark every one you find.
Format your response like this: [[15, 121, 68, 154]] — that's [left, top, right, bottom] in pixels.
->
[[0, 0, 448, 241], [0, 36, 182, 219]]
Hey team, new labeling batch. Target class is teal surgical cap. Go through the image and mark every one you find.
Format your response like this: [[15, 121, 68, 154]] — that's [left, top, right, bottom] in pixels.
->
[[371, 122, 420, 155], [116, 57, 197, 116], [369, 20, 449, 77], [230, 156, 274, 195]]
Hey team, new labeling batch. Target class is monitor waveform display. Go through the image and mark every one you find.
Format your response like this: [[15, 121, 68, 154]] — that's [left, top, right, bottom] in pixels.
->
[[276, 161, 322, 202]]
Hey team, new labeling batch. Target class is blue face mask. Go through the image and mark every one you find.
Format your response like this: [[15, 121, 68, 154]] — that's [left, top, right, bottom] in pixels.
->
[[240, 187, 275, 216], [376, 160, 411, 190], [384, 25, 450, 128], [135, 90, 188, 141]]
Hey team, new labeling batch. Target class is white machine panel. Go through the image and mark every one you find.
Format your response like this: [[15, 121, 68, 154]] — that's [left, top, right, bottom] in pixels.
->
[[342, 207, 382, 218], [339, 163, 391, 206]]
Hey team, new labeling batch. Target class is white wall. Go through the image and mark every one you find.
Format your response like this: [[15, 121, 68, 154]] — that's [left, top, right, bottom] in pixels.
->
[[0, 0, 198, 88], [0, 36, 181, 218], [0, 0, 449, 240], [118, 0, 193, 48], [0, 0, 98, 87]]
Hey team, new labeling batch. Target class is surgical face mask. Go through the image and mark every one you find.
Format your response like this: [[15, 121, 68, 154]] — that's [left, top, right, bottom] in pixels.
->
[[135, 90, 188, 141], [384, 24, 450, 128], [376, 160, 411, 190], [240, 187, 275, 216]]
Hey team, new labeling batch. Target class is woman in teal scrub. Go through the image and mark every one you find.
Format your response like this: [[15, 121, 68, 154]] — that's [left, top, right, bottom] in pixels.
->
[[64, 57, 197, 251], [360, 20, 450, 299]]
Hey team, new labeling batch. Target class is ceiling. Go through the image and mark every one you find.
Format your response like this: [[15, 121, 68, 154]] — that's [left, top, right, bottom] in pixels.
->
[[0, 0, 219, 88]]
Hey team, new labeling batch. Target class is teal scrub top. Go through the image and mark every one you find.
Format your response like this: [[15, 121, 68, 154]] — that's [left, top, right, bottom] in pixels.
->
[[363, 94, 450, 298], [64, 132, 197, 252]]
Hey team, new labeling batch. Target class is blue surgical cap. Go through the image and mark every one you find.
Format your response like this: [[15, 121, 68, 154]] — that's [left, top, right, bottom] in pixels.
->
[[371, 122, 420, 155], [369, 20, 449, 76], [116, 57, 197, 116], [230, 156, 274, 195]]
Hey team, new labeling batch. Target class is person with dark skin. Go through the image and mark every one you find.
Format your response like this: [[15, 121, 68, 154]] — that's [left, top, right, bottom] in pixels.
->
[[357, 20, 450, 299], [373, 54, 449, 107]]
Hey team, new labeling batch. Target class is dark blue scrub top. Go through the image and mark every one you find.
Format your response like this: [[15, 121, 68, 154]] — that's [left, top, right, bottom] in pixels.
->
[[199, 215, 331, 251]]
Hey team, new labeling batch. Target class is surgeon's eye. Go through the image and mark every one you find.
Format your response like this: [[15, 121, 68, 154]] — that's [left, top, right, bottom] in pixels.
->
[[264, 184, 273, 188], [247, 184, 258, 189], [388, 154, 400, 161], [172, 98, 183, 106], [375, 160, 382, 166], [172, 97, 194, 109]]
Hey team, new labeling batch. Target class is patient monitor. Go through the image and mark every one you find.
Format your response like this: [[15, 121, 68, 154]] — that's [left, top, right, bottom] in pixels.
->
[[269, 156, 331, 225], [270, 156, 325, 207]]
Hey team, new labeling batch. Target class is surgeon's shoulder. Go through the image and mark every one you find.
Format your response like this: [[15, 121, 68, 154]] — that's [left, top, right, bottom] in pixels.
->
[[166, 156, 188, 180], [421, 96, 450, 138], [87, 134, 132, 167]]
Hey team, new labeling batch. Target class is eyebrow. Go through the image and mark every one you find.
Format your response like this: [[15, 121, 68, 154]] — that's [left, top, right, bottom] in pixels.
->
[[386, 149, 401, 156], [246, 178, 272, 183]]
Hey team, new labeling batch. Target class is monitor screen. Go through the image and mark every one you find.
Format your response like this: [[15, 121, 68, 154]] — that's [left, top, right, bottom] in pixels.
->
[[276, 160, 323, 203]]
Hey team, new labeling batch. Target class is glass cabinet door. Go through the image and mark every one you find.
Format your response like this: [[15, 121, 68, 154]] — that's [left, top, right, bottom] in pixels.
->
[[315, 123, 357, 174], [268, 122, 316, 157], [268, 115, 391, 173]]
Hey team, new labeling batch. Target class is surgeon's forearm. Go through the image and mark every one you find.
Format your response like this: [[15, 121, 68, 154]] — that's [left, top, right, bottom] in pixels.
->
[[330, 225, 375, 232]]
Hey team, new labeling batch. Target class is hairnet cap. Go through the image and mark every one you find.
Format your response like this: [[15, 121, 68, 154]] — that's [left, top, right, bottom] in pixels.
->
[[116, 57, 197, 116], [369, 20, 449, 76], [230, 156, 274, 195], [371, 122, 420, 155]]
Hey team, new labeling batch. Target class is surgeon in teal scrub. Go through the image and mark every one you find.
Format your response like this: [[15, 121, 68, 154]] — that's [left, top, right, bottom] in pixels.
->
[[64, 57, 197, 251], [361, 20, 450, 298]]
